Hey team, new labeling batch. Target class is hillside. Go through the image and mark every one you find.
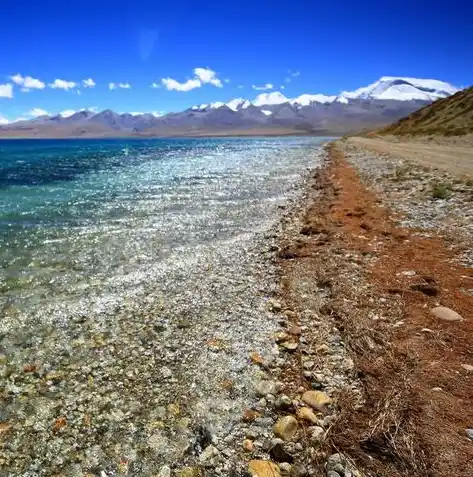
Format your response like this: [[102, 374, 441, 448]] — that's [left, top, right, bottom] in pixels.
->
[[380, 85, 473, 136]]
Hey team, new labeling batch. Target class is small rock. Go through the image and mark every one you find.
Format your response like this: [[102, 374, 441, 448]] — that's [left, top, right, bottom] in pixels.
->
[[275, 395, 292, 410], [326, 454, 343, 473], [431, 306, 464, 322], [280, 341, 299, 352], [270, 300, 283, 312], [302, 391, 332, 411], [246, 429, 259, 440], [256, 381, 278, 397], [273, 416, 299, 441], [296, 407, 318, 424], [303, 361, 314, 370], [275, 332, 289, 343], [342, 358, 354, 371], [248, 460, 282, 477], [326, 472, 340, 477], [302, 371, 312, 378], [401, 270, 416, 276], [176, 468, 202, 477], [431, 387, 442, 392], [161, 367, 173, 379], [199, 444, 219, 463], [278, 463, 292, 475], [243, 439, 255, 452], [270, 438, 285, 448], [243, 409, 261, 422], [461, 364, 473, 372], [288, 326, 302, 336], [466, 429, 473, 440], [310, 426, 325, 444], [158, 466, 171, 477], [316, 344, 330, 354]]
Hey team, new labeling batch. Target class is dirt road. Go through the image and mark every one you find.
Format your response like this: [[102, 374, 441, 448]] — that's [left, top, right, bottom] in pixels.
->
[[348, 136, 473, 176]]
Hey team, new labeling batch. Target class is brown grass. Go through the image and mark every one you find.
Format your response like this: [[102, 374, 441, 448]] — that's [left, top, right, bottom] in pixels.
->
[[379, 85, 473, 136], [278, 143, 473, 476]]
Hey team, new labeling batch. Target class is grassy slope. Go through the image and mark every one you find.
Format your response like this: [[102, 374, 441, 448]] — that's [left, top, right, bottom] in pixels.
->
[[379, 85, 473, 136]]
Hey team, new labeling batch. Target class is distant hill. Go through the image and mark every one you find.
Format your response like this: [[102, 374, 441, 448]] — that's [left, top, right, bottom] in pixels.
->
[[379, 85, 473, 136], [0, 77, 460, 138]]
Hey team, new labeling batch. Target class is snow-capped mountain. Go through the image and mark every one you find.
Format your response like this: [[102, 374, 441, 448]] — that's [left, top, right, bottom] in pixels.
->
[[190, 76, 457, 112], [0, 76, 460, 138], [340, 76, 459, 101]]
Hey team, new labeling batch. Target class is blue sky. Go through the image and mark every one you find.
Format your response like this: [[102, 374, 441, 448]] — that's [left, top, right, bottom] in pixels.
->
[[1, 0, 472, 122]]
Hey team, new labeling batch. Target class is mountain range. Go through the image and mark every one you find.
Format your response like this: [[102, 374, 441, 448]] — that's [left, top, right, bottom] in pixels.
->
[[0, 77, 460, 138]]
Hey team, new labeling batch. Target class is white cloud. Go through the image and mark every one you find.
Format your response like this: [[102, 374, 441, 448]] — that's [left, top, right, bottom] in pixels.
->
[[151, 82, 161, 89], [10, 74, 45, 91], [160, 66, 223, 92], [224, 78, 230, 84], [109, 82, 131, 90], [281, 85, 285, 90], [252, 83, 274, 91], [50, 79, 77, 90], [161, 77, 202, 92], [0, 114, 9, 125], [82, 78, 96, 88], [193, 67, 222, 87], [238, 85, 244, 89], [28, 108, 49, 117], [0, 83, 13, 98]]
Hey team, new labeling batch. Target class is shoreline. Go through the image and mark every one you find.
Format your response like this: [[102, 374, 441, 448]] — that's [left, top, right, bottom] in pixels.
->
[[4, 135, 473, 476], [0, 138, 328, 476], [243, 140, 473, 477]]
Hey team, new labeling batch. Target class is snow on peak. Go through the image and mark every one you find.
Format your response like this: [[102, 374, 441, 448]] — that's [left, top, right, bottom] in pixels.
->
[[291, 94, 337, 106], [261, 110, 273, 116], [226, 98, 251, 111], [190, 76, 458, 114], [341, 76, 459, 101], [252, 91, 288, 107]]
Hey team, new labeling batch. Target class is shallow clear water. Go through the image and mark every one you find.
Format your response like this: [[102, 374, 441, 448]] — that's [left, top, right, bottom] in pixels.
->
[[0, 136, 328, 475], [0, 137, 326, 324]]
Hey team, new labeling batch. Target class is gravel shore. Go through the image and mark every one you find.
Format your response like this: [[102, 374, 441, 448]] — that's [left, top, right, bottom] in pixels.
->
[[0, 144, 327, 476]]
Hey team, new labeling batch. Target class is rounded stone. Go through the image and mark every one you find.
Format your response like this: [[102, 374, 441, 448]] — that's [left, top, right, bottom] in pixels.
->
[[296, 407, 318, 424], [431, 306, 464, 322], [301, 390, 332, 411], [243, 439, 255, 452], [249, 460, 282, 477], [273, 416, 299, 441], [157, 466, 172, 477]]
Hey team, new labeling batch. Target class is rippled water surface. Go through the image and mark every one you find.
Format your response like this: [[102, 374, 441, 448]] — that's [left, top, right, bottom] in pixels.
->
[[0, 137, 328, 475], [0, 137, 325, 321]]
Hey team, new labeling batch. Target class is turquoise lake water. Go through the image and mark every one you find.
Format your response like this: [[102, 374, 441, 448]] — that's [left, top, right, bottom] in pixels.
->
[[0, 137, 327, 325], [0, 136, 331, 474]]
